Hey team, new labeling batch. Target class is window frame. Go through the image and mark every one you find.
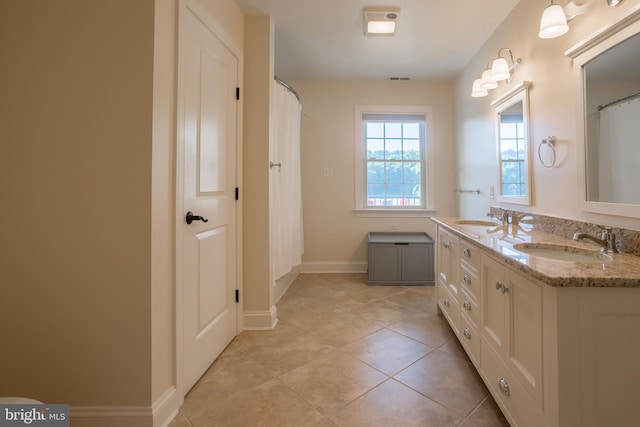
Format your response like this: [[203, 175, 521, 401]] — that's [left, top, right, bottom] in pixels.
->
[[354, 105, 435, 216]]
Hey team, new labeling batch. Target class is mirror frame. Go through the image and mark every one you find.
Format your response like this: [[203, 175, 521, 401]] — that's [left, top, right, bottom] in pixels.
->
[[491, 81, 533, 206], [566, 4, 640, 218]]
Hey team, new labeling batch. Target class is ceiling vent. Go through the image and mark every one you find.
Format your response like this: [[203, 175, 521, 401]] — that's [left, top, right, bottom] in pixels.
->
[[363, 7, 400, 37]]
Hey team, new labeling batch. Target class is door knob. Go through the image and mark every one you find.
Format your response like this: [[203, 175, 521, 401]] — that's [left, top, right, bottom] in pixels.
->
[[185, 211, 208, 224]]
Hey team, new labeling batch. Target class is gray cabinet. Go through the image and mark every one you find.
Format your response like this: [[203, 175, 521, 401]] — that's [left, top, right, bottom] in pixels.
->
[[367, 232, 434, 285]]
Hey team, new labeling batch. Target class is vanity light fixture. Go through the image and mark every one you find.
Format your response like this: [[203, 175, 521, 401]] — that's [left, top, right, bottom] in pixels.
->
[[539, 0, 625, 39], [363, 7, 400, 36], [539, 1, 570, 39], [471, 48, 521, 98]]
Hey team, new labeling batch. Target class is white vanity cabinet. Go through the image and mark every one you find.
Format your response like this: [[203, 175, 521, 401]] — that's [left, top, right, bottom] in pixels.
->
[[480, 253, 544, 426], [436, 227, 461, 334], [434, 220, 640, 427]]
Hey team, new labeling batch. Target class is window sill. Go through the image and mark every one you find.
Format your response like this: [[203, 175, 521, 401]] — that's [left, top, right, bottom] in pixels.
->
[[353, 209, 436, 218]]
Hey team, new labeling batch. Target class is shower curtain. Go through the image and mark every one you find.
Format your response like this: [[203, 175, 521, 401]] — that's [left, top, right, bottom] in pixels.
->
[[598, 97, 640, 205], [271, 81, 303, 280]]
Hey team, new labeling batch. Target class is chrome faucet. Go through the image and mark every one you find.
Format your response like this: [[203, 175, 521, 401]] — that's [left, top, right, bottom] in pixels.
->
[[572, 227, 618, 253], [486, 210, 509, 224]]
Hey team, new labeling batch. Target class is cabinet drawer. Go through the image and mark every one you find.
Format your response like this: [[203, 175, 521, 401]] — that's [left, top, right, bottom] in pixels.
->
[[480, 340, 544, 427], [460, 263, 479, 301], [459, 315, 480, 366], [459, 288, 479, 327], [459, 239, 480, 271], [437, 281, 460, 335]]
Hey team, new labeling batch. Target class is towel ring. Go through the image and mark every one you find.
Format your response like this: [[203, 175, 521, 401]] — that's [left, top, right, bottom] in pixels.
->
[[538, 136, 556, 168]]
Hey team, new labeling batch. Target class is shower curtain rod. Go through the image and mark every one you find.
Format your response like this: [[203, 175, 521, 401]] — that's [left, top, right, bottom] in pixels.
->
[[598, 91, 640, 111], [274, 76, 300, 102]]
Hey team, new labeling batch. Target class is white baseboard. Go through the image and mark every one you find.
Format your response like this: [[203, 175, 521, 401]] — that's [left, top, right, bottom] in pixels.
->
[[300, 261, 367, 273], [152, 387, 182, 427], [273, 266, 300, 304], [68, 387, 182, 427], [243, 305, 278, 330], [70, 406, 152, 427]]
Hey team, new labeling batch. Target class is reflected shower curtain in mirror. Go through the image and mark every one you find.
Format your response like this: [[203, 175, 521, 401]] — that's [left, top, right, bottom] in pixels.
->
[[597, 97, 640, 205], [271, 82, 303, 280]]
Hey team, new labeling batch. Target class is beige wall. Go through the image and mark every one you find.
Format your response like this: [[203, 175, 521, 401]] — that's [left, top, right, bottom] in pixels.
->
[[292, 80, 456, 268], [455, 0, 640, 229], [0, 0, 246, 422], [242, 16, 275, 320], [0, 0, 155, 405]]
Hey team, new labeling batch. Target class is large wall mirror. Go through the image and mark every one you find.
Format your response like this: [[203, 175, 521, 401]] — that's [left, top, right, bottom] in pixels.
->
[[491, 81, 532, 206], [566, 5, 640, 218]]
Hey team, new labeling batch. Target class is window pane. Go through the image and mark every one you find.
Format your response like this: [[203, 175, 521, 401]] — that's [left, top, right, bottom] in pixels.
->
[[385, 123, 402, 138], [367, 184, 384, 205], [403, 162, 421, 182], [500, 123, 518, 139], [385, 139, 402, 160], [403, 123, 420, 139], [367, 161, 385, 183], [502, 161, 521, 183], [367, 139, 384, 159], [403, 139, 420, 160], [367, 122, 384, 138], [385, 162, 402, 182], [501, 140, 518, 160]]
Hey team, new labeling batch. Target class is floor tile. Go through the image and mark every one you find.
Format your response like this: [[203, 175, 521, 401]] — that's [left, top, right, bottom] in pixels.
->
[[387, 309, 455, 347], [279, 349, 387, 415], [173, 273, 510, 426], [330, 379, 462, 427], [342, 328, 433, 375], [394, 349, 489, 416], [187, 378, 324, 427]]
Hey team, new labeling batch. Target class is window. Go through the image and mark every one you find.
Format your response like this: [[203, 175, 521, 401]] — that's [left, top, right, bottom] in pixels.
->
[[355, 105, 434, 214], [499, 112, 526, 197]]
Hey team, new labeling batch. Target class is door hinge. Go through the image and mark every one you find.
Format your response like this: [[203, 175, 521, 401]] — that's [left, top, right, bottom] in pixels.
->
[[235, 289, 239, 303], [236, 87, 240, 100], [235, 187, 239, 201]]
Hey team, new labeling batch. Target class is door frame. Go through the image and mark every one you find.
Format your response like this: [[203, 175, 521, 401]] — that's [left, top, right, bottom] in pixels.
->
[[175, 0, 244, 397]]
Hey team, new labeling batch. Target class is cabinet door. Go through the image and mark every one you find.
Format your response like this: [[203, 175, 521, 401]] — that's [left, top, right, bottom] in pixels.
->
[[402, 244, 433, 282], [480, 254, 507, 356], [369, 245, 401, 281], [438, 228, 459, 296]]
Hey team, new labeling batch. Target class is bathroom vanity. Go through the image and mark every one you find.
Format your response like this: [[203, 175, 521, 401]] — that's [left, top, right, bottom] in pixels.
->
[[433, 217, 640, 427]]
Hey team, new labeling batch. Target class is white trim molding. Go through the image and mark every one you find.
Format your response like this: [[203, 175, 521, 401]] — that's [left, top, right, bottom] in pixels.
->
[[300, 261, 368, 274], [243, 306, 278, 330]]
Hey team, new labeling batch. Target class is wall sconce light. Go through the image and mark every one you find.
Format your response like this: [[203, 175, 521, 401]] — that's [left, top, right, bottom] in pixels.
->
[[539, 0, 625, 39], [363, 7, 400, 36], [471, 48, 521, 98]]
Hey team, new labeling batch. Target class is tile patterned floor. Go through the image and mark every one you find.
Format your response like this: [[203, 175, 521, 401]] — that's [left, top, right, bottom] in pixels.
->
[[170, 273, 509, 427]]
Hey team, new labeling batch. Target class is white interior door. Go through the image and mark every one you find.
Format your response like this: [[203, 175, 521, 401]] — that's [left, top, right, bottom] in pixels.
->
[[179, 4, 238, 393]]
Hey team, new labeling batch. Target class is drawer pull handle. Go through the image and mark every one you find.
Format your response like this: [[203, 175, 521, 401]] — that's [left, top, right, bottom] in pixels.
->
[[496, 281, 503, 291], [443, 242, 450, 249], [443, 298, 450, 308], [463, 248, 471, 257], [463, 328, 471, 339], [464, 300, 472, 311], [501, 284, 509, 294], [463, 274, 471, 285], [498, 378, 510, 396]]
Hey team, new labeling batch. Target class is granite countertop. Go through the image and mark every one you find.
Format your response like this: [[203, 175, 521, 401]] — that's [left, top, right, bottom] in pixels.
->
[[432, 217, 640, 288]]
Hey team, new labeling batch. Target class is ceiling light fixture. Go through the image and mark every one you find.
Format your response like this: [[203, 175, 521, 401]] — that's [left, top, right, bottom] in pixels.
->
[[539, 0, 625, 39], [363, 7, 400, 36]]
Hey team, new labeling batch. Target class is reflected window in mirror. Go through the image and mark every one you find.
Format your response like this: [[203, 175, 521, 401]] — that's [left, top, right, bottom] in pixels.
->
[[491, 82, 532, 206]]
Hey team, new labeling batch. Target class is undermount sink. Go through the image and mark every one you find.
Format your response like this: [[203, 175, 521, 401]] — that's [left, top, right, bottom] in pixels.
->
[[512, 243, 612, 263], [454, 220, 500, 227]]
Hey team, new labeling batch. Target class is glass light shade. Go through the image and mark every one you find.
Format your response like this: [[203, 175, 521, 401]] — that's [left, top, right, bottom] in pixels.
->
[[471, 79, 488, 97], [491, 57, 510, 81], [539, 4, 569, 39], [480, 69, 498, 90], [367, 21, 396, 34]]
